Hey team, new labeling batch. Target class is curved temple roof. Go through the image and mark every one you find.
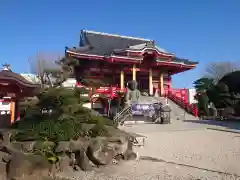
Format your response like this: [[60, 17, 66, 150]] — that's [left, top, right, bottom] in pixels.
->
[[68, 30, 172, 55], [0, 66, 40, 88], [66, 30, 198, 66]]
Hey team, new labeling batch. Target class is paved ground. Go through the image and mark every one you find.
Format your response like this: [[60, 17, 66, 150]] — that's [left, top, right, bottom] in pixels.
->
[[58, 119, 240, 180]]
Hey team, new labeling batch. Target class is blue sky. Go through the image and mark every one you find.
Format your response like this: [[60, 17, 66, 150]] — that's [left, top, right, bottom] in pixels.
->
[[0, 0, 239, 88]]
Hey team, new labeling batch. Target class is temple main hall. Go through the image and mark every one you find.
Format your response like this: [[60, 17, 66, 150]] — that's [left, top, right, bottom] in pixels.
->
[[65, 30, 198, 96]]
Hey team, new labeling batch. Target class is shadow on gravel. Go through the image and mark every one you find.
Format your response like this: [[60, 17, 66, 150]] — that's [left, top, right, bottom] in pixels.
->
[[183, 119, 240, 131], [140, 156, 240, 177]]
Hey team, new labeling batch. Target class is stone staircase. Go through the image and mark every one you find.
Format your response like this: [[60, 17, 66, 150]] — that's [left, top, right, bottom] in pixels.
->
[[138, 95, 159, 104], [162, 98, 199, 121], [114, 96, 198, 126]]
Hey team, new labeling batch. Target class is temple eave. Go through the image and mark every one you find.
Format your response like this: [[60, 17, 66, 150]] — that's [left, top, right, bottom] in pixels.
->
[[67, 51, 142, 63], [124, 48, 174, 57], [67, 47, 174, 59], [156, 61, 197, 67], [68, 52, 197, 68]]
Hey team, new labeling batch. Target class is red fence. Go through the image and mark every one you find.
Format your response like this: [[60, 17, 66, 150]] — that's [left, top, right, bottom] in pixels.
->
[[167, 88, 198, 117], [76, 82, 123, 99], [94, 86, 122, 98]]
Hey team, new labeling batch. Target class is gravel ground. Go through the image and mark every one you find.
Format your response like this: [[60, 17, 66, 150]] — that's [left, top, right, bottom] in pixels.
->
[[135, 129, 240, 175], [57, 159, 239, 180], [57, 120, 240, 180]]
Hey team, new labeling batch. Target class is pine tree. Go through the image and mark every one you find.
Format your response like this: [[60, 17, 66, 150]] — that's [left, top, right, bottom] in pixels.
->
[[14, 56, 116, 142]]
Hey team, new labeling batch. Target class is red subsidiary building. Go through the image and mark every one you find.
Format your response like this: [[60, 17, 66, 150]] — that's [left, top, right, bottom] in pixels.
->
[[66, 30, 198, 96], [0, 65, 39, 127]]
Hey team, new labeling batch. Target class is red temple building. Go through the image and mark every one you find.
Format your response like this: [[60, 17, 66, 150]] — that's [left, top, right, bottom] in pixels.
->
[[66, 30, 198, 97], [0, 65, 39, 127]]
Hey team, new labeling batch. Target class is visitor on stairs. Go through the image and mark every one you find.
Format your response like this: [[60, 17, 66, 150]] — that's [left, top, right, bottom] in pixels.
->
[[154, 88, 159, 98], [165, 97, 169, 105]]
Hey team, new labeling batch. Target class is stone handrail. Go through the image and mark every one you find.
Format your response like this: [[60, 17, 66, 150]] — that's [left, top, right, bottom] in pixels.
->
[[113, 106, 132, 122]]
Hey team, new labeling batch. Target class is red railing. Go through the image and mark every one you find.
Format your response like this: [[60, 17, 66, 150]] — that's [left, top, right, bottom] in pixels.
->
[[76, 82, 125, 99], [76, 82, 198, 117], [94, 86, 125, 98], [167, 89, 198, 117]]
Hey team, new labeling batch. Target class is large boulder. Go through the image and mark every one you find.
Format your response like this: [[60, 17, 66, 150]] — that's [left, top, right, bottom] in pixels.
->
[[55, 141, 71, 153], [123, 140, 137, 160], [55, 138, 90, 153], [7, 152, 34, 179], [0, 148, 9, 177], [33, 141, 55, 151], [75, 150, 93, 171], [87, 134, 135, 166], [0, 130, 15, 145], [107, 136, 128, 156], [0, 144, 52, 180], [11, 141, 36, 153], [106, 127, 137, 160], [7, 151, 51, 180], [87, 137, 115, 165], [0, 148, 9, 160], [57, 154, 71, 172], [0, 161, 7, 175], [55, 139, 92, 171]]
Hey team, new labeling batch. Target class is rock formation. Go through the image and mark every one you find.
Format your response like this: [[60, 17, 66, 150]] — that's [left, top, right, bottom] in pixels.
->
[[0, 127, 137, 180]]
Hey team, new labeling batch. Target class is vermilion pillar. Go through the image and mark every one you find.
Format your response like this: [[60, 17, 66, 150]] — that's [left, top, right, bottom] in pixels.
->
[[10, 101, 15, 123], [159, 73, 164, 96], [132, 64, 136, 80], [120, 70, 124, 90], [149, 68, 153, 95]]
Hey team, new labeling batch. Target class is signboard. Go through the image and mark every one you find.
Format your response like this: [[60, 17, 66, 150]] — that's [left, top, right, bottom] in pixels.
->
[[131, 104, 155, 116], [188, 88, 197, 104], [0, 101, 10, 111]]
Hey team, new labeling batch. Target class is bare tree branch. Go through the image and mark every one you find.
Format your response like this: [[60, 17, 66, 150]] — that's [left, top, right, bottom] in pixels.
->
[[28, 52, 62, 87], [204, 61, 240, 84]]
